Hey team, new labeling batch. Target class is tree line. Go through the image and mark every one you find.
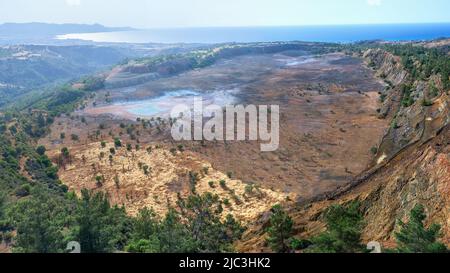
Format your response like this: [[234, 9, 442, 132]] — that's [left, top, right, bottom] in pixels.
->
[[264, 202, 448, 253]]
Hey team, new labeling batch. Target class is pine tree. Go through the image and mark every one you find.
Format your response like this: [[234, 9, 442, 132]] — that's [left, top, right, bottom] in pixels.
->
[[181, 192, 245, 253], [266, 204, 294, 253], [395, 204, 448, 253], [308, 202, 365, 253], [9, 189, 66, 253], [158, 208, 197, 253], [76, 189, 129, 253]]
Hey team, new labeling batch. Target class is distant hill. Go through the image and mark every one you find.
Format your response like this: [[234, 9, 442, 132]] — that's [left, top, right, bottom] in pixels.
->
[[0, 45, 134, 108], [0, 22, 134, 36], [0, 23, 135, 45]]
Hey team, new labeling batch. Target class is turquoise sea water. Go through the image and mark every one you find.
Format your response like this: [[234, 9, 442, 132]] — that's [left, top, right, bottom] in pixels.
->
[[57, 23, 450, 44]]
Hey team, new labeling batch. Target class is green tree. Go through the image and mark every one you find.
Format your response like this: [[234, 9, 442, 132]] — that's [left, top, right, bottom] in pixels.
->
[[158, 208, 197, 253], [180, 193, 245, 253], [61, 147, 69, 157], [75, 189, 130, 253], [36, 146, 46, 156], [395, 204, 448, 253], [114, 138, 122, 148], [9, 190, 67, 253], [126, 208, 197, 253], [126, 238, 160, 253], [265, 204, 294, 253], [0, 193, 8, 234], [308, 202, 365, 253], [0, 193, 5, 219], [131, 208, 159, 240]]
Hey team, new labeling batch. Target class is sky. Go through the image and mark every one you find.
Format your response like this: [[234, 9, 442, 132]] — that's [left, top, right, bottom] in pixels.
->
[[0, 0, 449, 28]]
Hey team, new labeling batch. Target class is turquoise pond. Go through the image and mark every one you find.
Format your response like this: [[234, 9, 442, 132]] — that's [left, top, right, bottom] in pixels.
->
[[110, 89, 240, 117]]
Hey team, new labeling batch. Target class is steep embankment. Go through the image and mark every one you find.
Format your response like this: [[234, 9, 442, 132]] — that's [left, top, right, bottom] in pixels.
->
[[238, 47, 450, 252], [364, 48, 449, 165]]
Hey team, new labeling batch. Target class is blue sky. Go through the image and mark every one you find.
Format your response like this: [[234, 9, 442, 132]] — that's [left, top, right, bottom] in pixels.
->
[[0, 0, 449, 28]]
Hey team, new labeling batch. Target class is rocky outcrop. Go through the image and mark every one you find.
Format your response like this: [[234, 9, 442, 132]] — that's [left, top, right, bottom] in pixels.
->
[[363, 49, 408, 86], [363, 49, 449, 166]]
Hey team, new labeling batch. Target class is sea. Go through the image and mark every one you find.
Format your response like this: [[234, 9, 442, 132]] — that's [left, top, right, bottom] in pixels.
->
[[56, 23, 450, 44]]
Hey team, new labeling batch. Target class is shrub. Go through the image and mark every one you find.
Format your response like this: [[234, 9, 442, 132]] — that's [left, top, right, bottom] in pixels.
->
[[177, 144, 184, 152], [291, 238, 313, 251], [36, 146, 46, 156], [223, 199, 231, 206], [143, 165, 150, 175], [219, 180, 227, 189], [95, 176, 103, 187], [370, 146, 378, 155], [15, 184, 31, 197], [71, 134, 79, 141], [114, 138, 122, 148], [245, 184, 254, 195], [61, 147, 70, 158], [421, 99, 433, 107]]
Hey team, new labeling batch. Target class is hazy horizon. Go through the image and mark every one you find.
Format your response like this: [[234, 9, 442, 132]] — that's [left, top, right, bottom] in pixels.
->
[[2, 21, 450, 30], [0, 0, 449, 29]]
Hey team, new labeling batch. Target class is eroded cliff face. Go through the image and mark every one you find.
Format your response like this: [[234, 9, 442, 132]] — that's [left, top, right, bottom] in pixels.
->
[[354, 48, 450, 244], [357, 127, 449, 245], [363, 49, 449, 166], [238, 48, 450, 252]]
